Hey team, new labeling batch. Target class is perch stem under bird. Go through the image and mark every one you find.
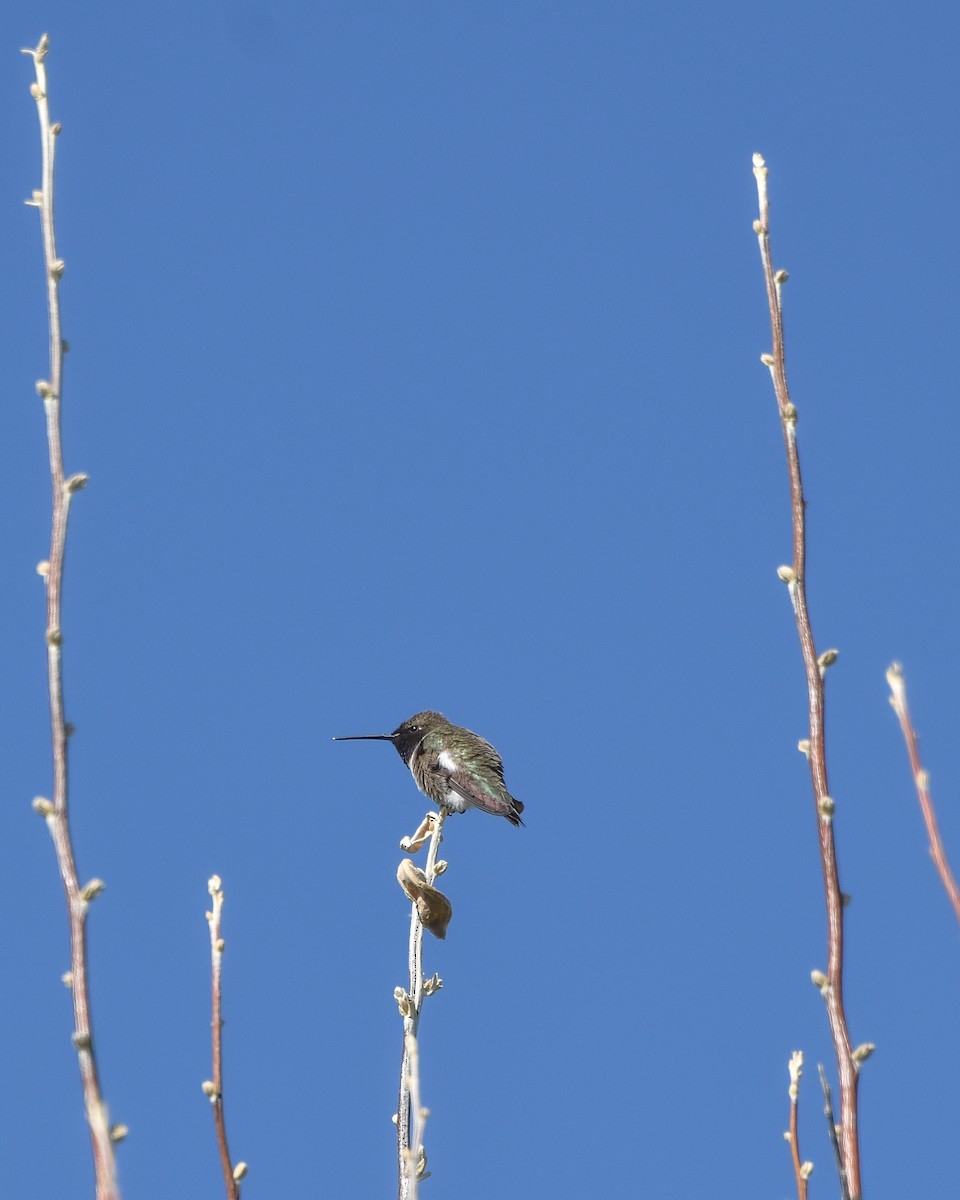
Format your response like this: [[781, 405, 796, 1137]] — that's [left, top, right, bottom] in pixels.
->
[[334, 710, 524, 827]]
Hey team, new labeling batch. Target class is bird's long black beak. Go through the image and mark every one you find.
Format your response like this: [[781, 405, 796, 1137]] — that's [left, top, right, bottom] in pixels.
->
[[332, 733, 396, 742]]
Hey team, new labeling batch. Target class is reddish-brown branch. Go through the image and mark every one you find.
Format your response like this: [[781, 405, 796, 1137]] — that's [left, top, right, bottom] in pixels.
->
[[22, 35, 119, 1200], [752, 154, 862, 1199], [205, 877, 243, 1200], [787, 1052, 809, 1200], [887, 663, 960, 924]]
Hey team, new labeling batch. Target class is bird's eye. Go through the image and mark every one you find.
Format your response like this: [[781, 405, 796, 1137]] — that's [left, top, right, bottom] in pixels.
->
[[409, 725, 420, 732]]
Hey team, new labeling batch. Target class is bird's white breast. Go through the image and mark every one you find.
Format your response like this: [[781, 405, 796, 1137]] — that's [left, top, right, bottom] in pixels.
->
[[438, 749, 458, 774]]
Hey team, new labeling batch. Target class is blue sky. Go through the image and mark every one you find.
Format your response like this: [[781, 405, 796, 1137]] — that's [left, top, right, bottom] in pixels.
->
[[2, 3, 959, 1197]]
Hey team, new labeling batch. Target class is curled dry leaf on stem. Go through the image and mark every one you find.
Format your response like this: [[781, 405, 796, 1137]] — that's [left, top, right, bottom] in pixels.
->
[[397, 859, 452, 940], [400, 813, 439, 854]]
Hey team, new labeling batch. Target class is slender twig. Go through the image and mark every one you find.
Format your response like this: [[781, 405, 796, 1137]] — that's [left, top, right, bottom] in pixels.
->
[[204, 876, 245, 1200], [403, 1031, 430, 1200], [22, 34, 120, 1200], [818, 1064, 852, 1200], [786, 1051, 810, 1200], [886, 662, 960, 925], [752, 153, 862, 1198], [397, 809, 446, 1200]]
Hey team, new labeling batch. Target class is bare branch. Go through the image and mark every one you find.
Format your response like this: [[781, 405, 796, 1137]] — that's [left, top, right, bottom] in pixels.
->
[[22, 34, 121, 1200], [785, 1051, 811, 1200], [887, 663, 960, 924], [818, 1064, 852, 1200], [204, 876, 244, 1200], [396, 809, 446, 1200], [403, 1032, 431, 1199], [752, 153, 862, 1198]]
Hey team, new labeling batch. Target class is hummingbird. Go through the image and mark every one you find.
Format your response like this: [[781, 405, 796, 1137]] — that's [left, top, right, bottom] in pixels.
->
[[333, 710, 524, 827]]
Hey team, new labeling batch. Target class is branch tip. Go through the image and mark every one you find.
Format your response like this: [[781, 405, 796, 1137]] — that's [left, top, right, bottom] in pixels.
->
[[886, 659, 960, 926]]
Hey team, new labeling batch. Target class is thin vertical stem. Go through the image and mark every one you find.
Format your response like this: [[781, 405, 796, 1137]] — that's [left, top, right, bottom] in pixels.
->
[[22, 34, 119, 1200], [205, 876, 243, 1200], [398, 809, 446, 1200], [886, 663, 960, 924], [818, 1064, 852, 1200], [752, 153, 862, 1198], [786, 1051, 809, 1200]]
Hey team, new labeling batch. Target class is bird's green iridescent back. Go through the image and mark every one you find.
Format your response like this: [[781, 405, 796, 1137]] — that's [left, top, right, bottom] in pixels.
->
[[414, 719, 524, 824]]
